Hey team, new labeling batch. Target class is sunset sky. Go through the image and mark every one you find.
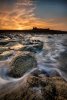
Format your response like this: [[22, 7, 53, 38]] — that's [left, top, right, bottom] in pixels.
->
[[0, 0, 67, 31]]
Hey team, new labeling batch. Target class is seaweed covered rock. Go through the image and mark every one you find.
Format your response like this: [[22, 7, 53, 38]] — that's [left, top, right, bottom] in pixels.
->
[[52, 77, 67, 100], [9, 52, 37, 77], [24, 76, 67, 100], [24, 75, 57, 100], [0, 73, 67, 100]]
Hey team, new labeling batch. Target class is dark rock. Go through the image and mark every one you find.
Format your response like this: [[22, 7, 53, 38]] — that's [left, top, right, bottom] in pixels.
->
[[9, 52, 37, 77], [0, 35, 7, 39], [0, 75, 67, 100], [0, 51, 13, 60], [48, 36, 52, 38], [31, 69, 42, 77], [0, 37, 10, 45], [0, 47, 9, 53], [22, 39, 43, 52], [0, 41, 9, 45], [9, 43, 25, 51]]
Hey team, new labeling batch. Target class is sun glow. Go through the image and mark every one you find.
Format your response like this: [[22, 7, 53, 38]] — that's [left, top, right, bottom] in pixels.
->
[[0, 0, 67, 31], [17, 27, 24, 30]]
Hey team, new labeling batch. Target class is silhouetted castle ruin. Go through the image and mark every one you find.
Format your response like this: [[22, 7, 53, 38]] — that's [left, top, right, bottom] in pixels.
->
[[0, 27, 67, 35]]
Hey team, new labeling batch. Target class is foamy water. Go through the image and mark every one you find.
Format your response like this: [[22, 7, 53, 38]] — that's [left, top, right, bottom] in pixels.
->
[[0, 34, 67, 96]]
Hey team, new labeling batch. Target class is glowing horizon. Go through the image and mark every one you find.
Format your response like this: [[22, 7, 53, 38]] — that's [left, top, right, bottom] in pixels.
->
[[0, 0, 67, 31]]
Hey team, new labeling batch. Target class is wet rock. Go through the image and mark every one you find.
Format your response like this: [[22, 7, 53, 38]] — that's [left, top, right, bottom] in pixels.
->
[[31, 69, 42, 77], [14, 76, 67, 100], [6, 42, 26, 51], [0, 41, 9, 46], [9, 52, 37, 77], [0, 37, 11, 45], [22, 39, 43, 52], [0, 74, 67, 100], [52, 77, 67, 100], [6, 42, 18, 47], [5, 39, 43, 52], [0, 47, 9, 53], [0, 51, 13, 60], [0, 35, 7, 39], [48, 35, 52, 38], [9, 43, 25, 51]]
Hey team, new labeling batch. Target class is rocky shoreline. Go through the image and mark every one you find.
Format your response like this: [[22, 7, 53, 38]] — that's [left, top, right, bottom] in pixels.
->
[[0, 72, 67, 100], [0, 33, 67, 100]]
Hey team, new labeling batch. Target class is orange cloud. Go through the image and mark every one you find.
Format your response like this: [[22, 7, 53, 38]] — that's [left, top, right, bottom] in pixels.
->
[[0, 0, 67, 31]]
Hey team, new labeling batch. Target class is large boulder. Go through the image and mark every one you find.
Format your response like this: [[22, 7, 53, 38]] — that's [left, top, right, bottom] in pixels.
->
[[0, 73, 67, 100], [9, 52, 37, 77], [22, 75, 67, 100]]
